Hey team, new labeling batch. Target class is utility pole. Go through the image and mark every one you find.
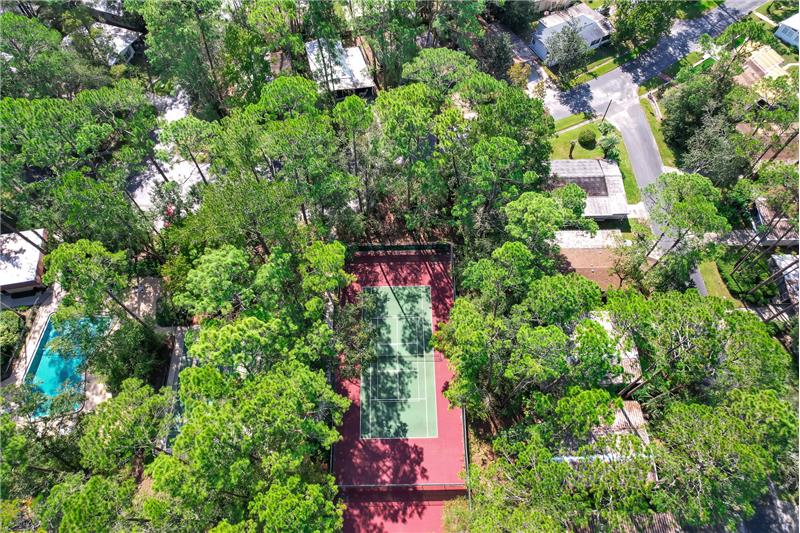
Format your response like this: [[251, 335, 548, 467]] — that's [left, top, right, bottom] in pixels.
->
[[602, 99, 613, 121]]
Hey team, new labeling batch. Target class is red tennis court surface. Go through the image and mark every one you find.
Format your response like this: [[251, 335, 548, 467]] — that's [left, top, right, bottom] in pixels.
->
[[333, 247, 467, 532]]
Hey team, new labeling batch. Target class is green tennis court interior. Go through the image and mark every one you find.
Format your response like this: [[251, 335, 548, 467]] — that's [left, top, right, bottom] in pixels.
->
[[360, 285, 438, 439]]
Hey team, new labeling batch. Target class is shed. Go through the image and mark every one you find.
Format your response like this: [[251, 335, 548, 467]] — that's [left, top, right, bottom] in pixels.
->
[[0, 230, 46, 296], [771, 254, 798, 308], [550, 159, 628, 220]]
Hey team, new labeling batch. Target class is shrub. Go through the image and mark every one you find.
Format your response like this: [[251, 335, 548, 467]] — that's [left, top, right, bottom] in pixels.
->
[[597, 120, 614, 136], [578, 128, 596, 148], [717, 249, 778, 306], [599, 133, 621, 160], [0, 311, 23, 379]]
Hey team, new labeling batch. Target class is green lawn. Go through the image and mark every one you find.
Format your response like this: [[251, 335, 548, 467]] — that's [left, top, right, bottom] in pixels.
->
[[583, 0, 606, 9], [554, 112, 592, 132], [637, 51, 704, 95], [756, 0, 799, 22], [551, 122, 641, 204], [640, 97, 676, 168], [677, 0, 722, 19], [699, 261, 744, 307], [571, 48, 641, 86]]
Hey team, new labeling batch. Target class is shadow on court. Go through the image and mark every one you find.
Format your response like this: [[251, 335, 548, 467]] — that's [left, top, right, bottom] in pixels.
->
[[361, 285, 436, 440]]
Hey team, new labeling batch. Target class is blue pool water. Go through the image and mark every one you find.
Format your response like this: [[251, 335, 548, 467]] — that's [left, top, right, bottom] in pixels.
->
[[25, 319, 85, 400]]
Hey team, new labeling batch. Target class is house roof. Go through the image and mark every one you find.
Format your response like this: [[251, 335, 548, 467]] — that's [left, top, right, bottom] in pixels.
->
[[779, 13, 800, 31], [534, 3, 612, 45], [0, 230, 45, 289], [305, 39, 375, 92], [550, 159, 628, 218], [733, 45, 788, 88], [755, 197, 799, 242]]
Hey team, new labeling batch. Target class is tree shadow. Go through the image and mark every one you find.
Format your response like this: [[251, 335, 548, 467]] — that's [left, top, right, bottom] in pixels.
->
[[555, 82, 594, 116]]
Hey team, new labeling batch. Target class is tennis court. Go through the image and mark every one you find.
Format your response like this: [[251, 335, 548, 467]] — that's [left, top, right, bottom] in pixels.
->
[[360, 285, 438, 439]]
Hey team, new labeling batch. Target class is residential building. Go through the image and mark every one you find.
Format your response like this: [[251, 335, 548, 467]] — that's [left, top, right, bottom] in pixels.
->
[[0, 230, 46, 298], [775, 13, 800, 48], [550, 159, 628, 220], [305, 39, 376, 96], [590, 310, 642, 385], [530, 3, 612, 65], [555, 229, 625, 289]]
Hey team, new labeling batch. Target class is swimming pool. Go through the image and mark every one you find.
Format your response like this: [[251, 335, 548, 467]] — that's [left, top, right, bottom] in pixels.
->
[[25, 318, 86, 401]]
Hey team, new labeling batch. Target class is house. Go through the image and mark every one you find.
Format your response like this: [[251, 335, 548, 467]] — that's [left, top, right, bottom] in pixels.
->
[[530, 3, 612, 65], [533, 0, 577, 13], [775, 13, 800, 48], [305, 39, 376, 96], [0, 230, 46, 298], [732, 45, 788, 93], [550, 159, 628, 220], [752, 197, 799, 247]]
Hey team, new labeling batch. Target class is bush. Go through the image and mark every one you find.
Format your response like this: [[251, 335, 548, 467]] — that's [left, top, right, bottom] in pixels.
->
[[717, 249, 778, 306], [597, 120, 614, 136], [599, 133, 621, 160], [578, 128, 597, 148], [0, 311, 23, 379]]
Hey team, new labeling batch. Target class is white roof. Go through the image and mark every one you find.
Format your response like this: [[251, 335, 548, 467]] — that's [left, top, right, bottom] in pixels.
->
[[95, 22, 140, 58], [550, 159, 628, 218], [534, 3, 612, 46], [779, 13, 800, 31], [305, 39, 375, 92], [0, 230, 44, 288], [773, 254, 798, 304]]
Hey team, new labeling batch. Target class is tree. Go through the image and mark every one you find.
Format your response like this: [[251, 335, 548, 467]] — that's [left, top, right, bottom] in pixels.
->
[[508, 62, 531, 89], [545, 21, 591, 76], [401, 48, 478, 97], [570, 319, 622, 389], [88, 319, 166, 394], [661, 71, 727, 152], [333, 95, 373, 211], [160, 116, 217, 184], [373, 83, 435, 207], [78, 378, 174, 474], [187, 175, 300, 254], [644, 172, 729, 266], [124, 0, 227, 112], [421, 0, 486, 50], [612, 0, 679, 50], [476, 31, 513, 81], [682, 113, 752, 188], [43, 240, 145, 326], [252, 75, 319, 120], [653, 402, 771, 528], [353, 0, 421, 87], [144, 360, 349, 531], [503, 189, 595, 255], [174, 245, 254, 318], [38, 474, 136, 533], [517, 274, 602, 329], [0, 12, 110, 99]]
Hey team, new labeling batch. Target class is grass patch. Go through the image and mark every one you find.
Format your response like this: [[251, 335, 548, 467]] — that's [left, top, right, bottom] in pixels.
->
[[640, 97, 676, 167], [676, 0, 722, 19], [637, 51, 705, 95], [583, 0, 606, 9], [555, 112, 592, 132], [551, 122, 641, 204], [571, 48, 642, 85], [699, 261, 744, 306], [756, 0, 799, 22]]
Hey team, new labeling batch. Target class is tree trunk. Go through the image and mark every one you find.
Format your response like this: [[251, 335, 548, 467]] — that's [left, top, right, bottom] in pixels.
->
[[646, 232, 665, 257], [194, 11, 226, 111], [106, 289, 149, 329], [149, 155, 170, 183], [187, 150, 209, 184], [767, 128, 798, 163]]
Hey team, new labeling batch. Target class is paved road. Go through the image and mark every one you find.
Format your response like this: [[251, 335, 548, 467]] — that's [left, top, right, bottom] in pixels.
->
[[544, 0, 768, 294], [545, 0, 765, 120]]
